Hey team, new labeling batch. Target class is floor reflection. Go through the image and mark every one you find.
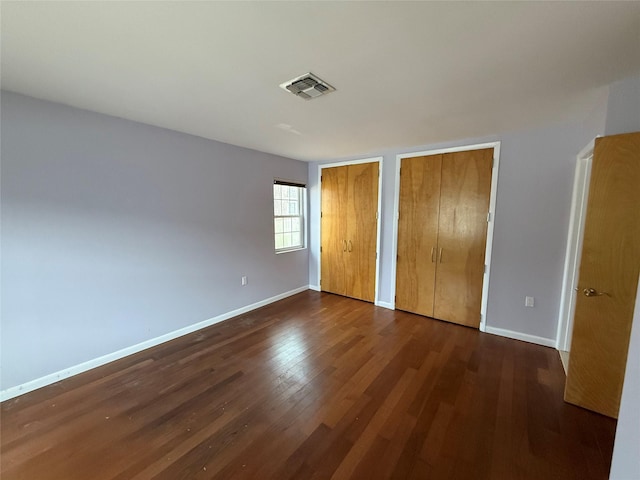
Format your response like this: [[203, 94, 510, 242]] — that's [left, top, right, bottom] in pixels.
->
[[267, 324, 312, 388]]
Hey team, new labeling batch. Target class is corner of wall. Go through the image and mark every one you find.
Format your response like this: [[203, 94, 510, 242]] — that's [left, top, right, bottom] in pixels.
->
[[604, 73, 640, 136]]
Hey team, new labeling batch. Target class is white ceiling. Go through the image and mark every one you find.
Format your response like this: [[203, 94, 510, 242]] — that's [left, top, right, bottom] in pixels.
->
[[2, 1, 639, 161]]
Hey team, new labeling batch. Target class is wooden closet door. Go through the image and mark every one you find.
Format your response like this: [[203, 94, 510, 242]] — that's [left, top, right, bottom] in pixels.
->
[[434, 149, 492, 327], [345, 162, 379, 302], [395, 155, 442, 316], [321, 165, 348, 296], [564, 132, 640, 418]]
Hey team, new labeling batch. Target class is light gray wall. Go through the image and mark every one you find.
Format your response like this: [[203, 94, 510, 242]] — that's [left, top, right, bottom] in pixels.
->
[[1, 91, 309, 391], [605, 73, 640, 135], [309, 119, 605, 343], [609, 278, 640, 480]]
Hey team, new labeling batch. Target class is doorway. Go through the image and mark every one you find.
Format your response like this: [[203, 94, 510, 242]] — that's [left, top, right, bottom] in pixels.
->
[[318, 157, 383, 303], [391, 142, 500, 331]]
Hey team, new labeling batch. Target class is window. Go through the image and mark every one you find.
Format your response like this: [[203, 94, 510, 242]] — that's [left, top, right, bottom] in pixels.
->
[[273, 180, 306, 252]]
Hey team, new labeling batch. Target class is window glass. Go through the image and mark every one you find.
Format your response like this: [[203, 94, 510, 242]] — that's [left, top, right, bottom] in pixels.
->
[[273, 183, 305, 252]]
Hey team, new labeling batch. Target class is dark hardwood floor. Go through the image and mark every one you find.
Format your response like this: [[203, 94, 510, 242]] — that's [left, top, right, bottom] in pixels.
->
[[1, 291, 617, 479]]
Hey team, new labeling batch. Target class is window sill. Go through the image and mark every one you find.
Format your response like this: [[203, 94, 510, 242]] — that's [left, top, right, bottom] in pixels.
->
[[275, 247, 307, 255]]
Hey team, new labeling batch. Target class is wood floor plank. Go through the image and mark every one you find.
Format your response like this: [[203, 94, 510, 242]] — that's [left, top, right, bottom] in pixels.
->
[[1, 291, 617, 479]]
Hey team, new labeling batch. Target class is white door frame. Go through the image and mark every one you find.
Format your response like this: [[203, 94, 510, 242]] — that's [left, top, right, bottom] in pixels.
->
[[556, 141, 595, 351], [317, 157, 384, 305], [390, 142, 501, 332]]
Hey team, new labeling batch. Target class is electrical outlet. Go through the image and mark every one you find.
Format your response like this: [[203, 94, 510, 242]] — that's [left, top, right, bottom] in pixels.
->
[[241, 276, 248, 286], [525, 296, 534, 307]]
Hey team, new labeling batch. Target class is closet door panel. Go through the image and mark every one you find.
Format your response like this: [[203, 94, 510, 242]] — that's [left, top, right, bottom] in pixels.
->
[[434, 149, 492, 327], [395, 155, 442, 316], [321, 166, 348, 296], [345, 162, 379, 302]]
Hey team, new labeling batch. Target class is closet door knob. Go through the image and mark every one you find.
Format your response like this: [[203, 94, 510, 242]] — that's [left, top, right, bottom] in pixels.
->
[[343, 240, 347, 252], [438, 248, 443, 263], [431, 247, 436, 263], [348, 240, 353, 252], [583, 287, 609, 297]]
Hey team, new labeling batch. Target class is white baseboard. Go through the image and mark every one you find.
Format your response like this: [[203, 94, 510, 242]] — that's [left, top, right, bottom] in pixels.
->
[[375, 301, 395, 310], [0, 285, 310, 402], [308, 284, 321, 292], [484, 326, 557, 348]]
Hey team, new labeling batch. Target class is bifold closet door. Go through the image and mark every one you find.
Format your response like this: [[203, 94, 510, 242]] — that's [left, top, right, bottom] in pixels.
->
[[395, 149, 492, 328], [396, 154, 442, 316], [321, 162, 378, 302], [434, 149, 492, 327], [320, 166, 348, 296], [345, 162, 379, 302]]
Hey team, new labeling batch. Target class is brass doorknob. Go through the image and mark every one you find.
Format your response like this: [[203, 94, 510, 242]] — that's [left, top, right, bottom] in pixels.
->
[[583, 287, 609, 297]]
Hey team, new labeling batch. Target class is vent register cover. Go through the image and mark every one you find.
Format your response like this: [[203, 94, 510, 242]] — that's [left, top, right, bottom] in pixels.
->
[[280, 73, 335, 100]]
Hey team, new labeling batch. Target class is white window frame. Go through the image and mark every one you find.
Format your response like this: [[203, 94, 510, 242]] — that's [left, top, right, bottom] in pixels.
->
[[273, 180, 307, 253]]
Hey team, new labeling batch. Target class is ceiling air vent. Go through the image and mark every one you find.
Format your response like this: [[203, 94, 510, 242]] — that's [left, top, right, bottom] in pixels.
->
[[280, 73, 335, 100]]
